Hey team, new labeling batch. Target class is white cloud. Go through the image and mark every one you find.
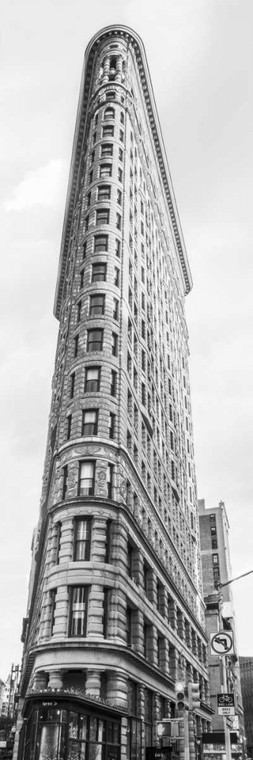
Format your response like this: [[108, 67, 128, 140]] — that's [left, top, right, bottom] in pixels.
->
[[4, 159, 68, 212]]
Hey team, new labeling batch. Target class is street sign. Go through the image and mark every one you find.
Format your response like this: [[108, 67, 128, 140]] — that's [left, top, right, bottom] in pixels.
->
[[210, 631, 234, 656], [217, 693, 235, 716]]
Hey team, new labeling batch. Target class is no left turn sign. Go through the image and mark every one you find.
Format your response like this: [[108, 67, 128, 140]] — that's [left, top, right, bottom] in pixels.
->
[[210, 630, 234, 656]]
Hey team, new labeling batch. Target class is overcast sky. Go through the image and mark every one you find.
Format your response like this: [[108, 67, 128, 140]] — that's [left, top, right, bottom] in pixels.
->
[[1, 0, 253, 681]]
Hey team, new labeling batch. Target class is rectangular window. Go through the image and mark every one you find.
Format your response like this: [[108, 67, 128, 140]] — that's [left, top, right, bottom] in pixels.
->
[[104, 106, 115, 119], [114, 267, 120, 287], [90, 294, 105, 315], [110, 370, 117, 396], [117, 189, 122, 205], [116, 213, 121, 230], [101, 143, 113, 157], [77, 300, 82, 322], [74, 518, 91, 561], [126, 607, 133, 646], [102, 125, 114, 138], [74, 334, 79, 358], [119, 148, 123, 161], [94, 234, 108, 253], [82, 409, 98, 436], [69, 586, 89, 637], [113, 298, 119, 321], [89, 170, 93, 184], [62, 465, 68, 499], [103, 588, 109, 637], [66, 415, 72, 440], [80, 270, 84, 290], [70, 373, 75, 399], [79, 460, 95, 496], [118, 167, 123, 183], [97, 185, 111, 201], [92, 263, 107, 282], [85, 366, 100, 392], [87, 329, 103, 352], [96, 208, 110, 225], [107, 464, 114, 499], [99, 164, 112, 178], [112, 332, 118, 357], [115, 239, 121, 257], [119, 129, 124, 142], [50, 589, 56, 636], [85, 215, 89, 231], [109, 412, 116, 439]]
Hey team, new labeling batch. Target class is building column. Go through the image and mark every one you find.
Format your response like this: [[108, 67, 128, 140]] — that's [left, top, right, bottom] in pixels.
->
[[158, 585, 168, 619], [177, 610, 186, 642], [158, 637, 169, 674], [169, 646, 179, 681], [145, 568, 157, 604], [106, 671, 127, 708], [59, 518, 73, 563], [168, 597, 177, 630], [115, 55, 122, 83], [85, 670, 101, 697], [87, 584, 104, 637], [32, 671, 48, 690], [91, 518, 107, 562], [102, 56, 110, 84], [132, 548, 143, 585], [48, 670, 63, 689]]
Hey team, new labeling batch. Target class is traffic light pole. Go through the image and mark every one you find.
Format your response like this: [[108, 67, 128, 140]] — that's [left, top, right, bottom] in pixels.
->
[[217, 584, 232, 760], [183, 709, 190, 760]]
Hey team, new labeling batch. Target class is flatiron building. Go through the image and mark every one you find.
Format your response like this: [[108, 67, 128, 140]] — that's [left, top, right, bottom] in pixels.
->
[[16, 24, 212, 760]]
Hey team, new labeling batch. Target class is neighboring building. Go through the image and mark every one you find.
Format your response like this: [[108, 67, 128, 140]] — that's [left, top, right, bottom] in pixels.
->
[[240, 657, 253, 759], [199, 499, 245, 754], [0, 666, 20, 720], [0, 680, 5, 715], [15, 25, 212, 760]]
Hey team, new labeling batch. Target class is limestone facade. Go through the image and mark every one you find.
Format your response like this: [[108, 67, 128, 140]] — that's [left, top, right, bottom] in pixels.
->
[[16, 25, 212, 760]]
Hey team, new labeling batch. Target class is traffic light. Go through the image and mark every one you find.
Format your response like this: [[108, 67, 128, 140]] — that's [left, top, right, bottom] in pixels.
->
[[176, 681, 185, 712], [188, 681, 200, 710]]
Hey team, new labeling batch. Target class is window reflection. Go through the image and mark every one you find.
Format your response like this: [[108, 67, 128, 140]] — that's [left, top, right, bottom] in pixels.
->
[[24, 708, 120, 760]]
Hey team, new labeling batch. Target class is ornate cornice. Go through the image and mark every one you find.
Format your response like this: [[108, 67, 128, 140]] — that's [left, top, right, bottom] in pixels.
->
[[54, 24, 192, 320]]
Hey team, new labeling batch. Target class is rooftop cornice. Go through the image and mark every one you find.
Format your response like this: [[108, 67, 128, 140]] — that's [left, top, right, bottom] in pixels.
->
[[54, 25, 193, 319]]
